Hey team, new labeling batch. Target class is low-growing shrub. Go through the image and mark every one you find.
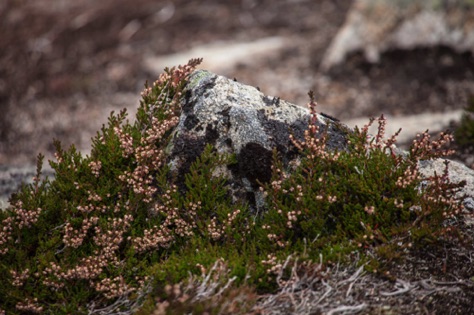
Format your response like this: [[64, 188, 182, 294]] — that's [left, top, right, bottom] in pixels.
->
[[0, 60, 465, 314], [260, 93, 464, 270]]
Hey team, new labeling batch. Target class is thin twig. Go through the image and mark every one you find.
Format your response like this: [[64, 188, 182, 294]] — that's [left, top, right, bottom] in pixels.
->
[[343, 265, 365, 297], [380, 279, 415, 297], [326, 303, 367, 315]]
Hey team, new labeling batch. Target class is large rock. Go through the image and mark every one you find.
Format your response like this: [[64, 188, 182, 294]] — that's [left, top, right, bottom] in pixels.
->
[[168, 70, 348, 211], [321, 0, 474, 70]]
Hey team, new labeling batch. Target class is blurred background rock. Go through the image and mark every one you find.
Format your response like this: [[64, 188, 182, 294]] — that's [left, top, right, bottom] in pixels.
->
[[1, 0, 474, 168]]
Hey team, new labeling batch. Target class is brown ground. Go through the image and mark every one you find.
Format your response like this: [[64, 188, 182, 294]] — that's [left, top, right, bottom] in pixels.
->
[[1, 0, 474, 313], [3, 0, 474, 165]]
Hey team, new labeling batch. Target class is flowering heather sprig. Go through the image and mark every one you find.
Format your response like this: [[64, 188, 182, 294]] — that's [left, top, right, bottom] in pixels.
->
[[114, 126, 134, 158], [54, 151, 63, 164], [10, 268, 30, 287], [364, 206, 375, 215], [374, 114, 386, 146], [60, 252, 116, 281], [394, 199, 404, 209], [41, 262, 65, 289], [169, 61, 201, 88], [207, 209, 240, 241], [117, 113, 180, 203], [410, 130, 454, 160], [63, 216, 99, 248], [121, 59, 203, 208], [129, 225, 174, 253], [41, 251, 146, 301], [261, 254, 281, 275], [10, 201, 42, 230], [119, 167, 156, 202], [207, 209, 242, 241], [128, 189, 199, 253], [15, 298, 43, 314], [354, 115, 402, 155], [0, 217, 13, 255], [159, 206, 187, 235], [87, 190, 102, 202], [290, 94, 340, 162], [94, 275, 135, 300], [156, 188, 196, 236], [360, 117, 375, 137], [141, 116, 180, 150], [285, 210, 301, 228], [93, 215, 133, 251], [396, 165, 418, 188], [207, 217, 224, 241], [141, 58, 202, 116], [89, 160, 102, 177], [140, 86, 152, 98]]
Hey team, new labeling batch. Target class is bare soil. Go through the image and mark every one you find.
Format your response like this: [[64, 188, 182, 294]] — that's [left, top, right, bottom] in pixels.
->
[[1, 0, 474, 313]]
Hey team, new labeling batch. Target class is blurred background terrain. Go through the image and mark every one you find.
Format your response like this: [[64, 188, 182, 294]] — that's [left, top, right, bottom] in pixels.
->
[[1, 0, 474, 168]]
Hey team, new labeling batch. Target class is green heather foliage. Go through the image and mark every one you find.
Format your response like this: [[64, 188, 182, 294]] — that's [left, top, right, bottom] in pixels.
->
[[0, 60, 465, 315], [261, 95, 464, 267], [455, 98, 474, 149]]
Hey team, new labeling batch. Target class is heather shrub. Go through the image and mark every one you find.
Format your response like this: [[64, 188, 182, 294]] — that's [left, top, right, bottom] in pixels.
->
[[0, 59, 234, 314], [0, 59, 466, 314], [259, 94, 464, 271]]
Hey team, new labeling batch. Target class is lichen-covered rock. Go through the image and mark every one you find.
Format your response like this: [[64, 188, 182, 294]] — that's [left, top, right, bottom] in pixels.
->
[[168, 70, 348, 211], [321, 0, 474, 70]]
